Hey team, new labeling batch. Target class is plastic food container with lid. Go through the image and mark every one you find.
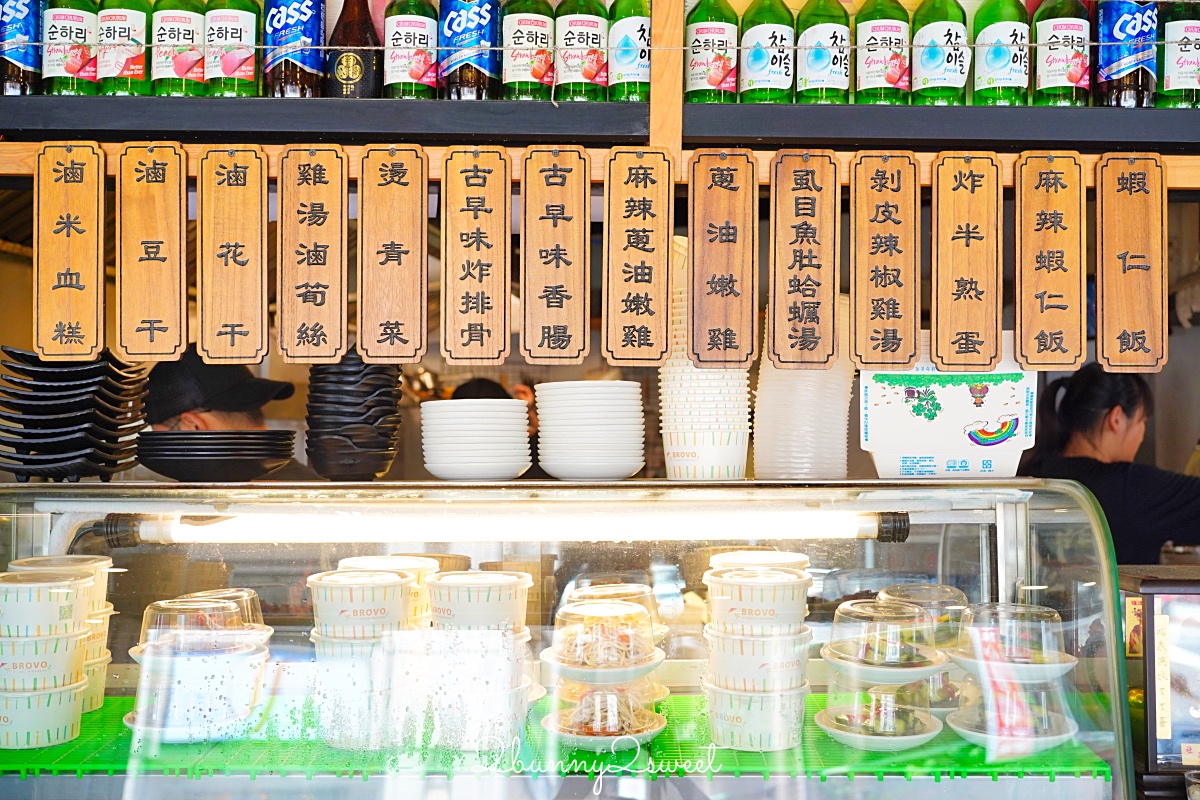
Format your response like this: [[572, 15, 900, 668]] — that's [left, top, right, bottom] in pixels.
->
[[83, 603, 117, 661], [338, 555, 439, 623], [568, 583, 668, 643], [427, 570, 533, 631], [308, 569, 411, 638], [542, 601, 664, 683], [702, 677, 810, 752], [82, 652, 111, 713], [7, 555, 113, 612], [703, 567, 811, 635], [704, 623, 812, 692], [0, 570, 94, 637], [136, 598, 247, 651], [0, 678, 87, 749], [553, 674, 668, 706], [821, 599, 947, 682], [131, 641, 269, 730], [709, 550, 811, 572], [816, 670, 942, 751], [542, 681, 667, 752], [945, 674, 1079, 756], [178, 587, 265, 625], [877, 583, 969, 647], [947, 602, 1077, 683], [0, 629, 87, 691]]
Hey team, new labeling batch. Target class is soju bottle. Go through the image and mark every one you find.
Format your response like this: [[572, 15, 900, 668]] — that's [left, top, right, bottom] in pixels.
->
[[1157, 2, 1200, 108], [99, 0, 152, 94], [911, 0, 968, 104], [382, 0, 438, 98], [739, 0, 794, 102], [151, 0, 205, 95], [553, 0, 608, 100], [204, 0, 259, 96], [794, 0, 850, 103], [684, 0, 738, 102], [44, 0, 101, 95], [972, 0, 1028, 105], [854, 0, 909, 104], [501, 0, 554, 100], [1031, 0, 1089, 106], [607, 0, 649, 101]]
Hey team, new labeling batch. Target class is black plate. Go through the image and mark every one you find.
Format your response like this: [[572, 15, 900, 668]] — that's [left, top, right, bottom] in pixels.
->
[[0, 456, 135, 483], [1, 374, 145, 395], [0, 382, 145, 403], [137, 448, 295, 459], [139, 431, 295, 443], [0, 430, 138, 456], [309, 453, 395, 482], [1, 346, 136, 370], [1, 360, 147, 384], [0, 419, 143, 441], [137, 454, 290, 482], [0, 394, 145, 416], [309, 373, 398, 385], [0, 446, 137, 465], [0, 407, 144, 430]]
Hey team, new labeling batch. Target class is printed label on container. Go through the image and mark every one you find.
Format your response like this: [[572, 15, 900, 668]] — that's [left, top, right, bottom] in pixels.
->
[[608, 15, 650, 85], [974, 20, 1028, 89], [1097, 0, 1156, 81], [3, 0, 41, 72], [205, 8, 255, 81], [502, 12, 552, 85], [1035, 18, 1089, 90], [1164, 20, 1200, 91], [385, 14, 437, 86], [43, 8, 98, 81], [796, 22, 849, 90], [856, 18, 908, 91], [738, 22, 793, 92], [264, 0, 323, 75], [152, 11, 203, 82], [912, 20, 968, 88], [98, 9, 146, 80], [685, 21, 737, 92], [555, 13, 607, 86], [439, 0, 500, 80]]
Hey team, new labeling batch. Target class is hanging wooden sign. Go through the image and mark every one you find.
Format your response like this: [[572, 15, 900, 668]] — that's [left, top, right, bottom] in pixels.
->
[[1096, 153, 1168, 373], [767, 150, 840, 369], [849, 151, 920, 370], [33, 142, 105, 361], [440, 146, 511, 365], [688, 149, 757, 369], [930, 152, 1002, 372], [602, 148, 673, 367], [114, 142, 186, 363], [196, 145, 268, 364], [357, 145, 428, 364], [1014, 151, 1086, 371], [521, 146, 590, 366]]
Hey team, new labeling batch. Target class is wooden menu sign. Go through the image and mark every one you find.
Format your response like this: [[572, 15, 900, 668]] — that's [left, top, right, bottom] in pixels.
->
[[1096, 153, 1168, 373], [1014, 151, 1086, 370], [33, 142, 104, 361], [196, 146, 268, 364], [688, 149, 757, 368], [440, 147, 511, 365], [357, 145, 428, 364], [930, 152, 1002, 371], [602, 148, 673, 367], [115, 142, 186, 362], [276, 145, 347, 364], [849, 152, 920, 369], [767, 150, 839, 369], [521, 146, 590, 365]]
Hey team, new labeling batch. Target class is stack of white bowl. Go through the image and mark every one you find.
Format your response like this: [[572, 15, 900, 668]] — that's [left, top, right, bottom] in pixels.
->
[[420, 398, 532, 481], [535, 381, 646, 481]]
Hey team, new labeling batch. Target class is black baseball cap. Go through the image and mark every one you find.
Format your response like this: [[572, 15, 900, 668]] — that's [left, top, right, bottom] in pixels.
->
[[146, 344, 295, 425]]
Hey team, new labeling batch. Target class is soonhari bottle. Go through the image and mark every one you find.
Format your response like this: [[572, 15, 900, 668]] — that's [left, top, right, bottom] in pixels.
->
[[794, 0, 849, 103], [607, 0, 649, 101], [738, 0, 794, 103], [501, 0, 553, 99], [854, 0, 909, 104], [44, 0, 100, 94], [1157, 1, 1200, 107], [910, 0, 968, 105], [383, 0, 437, 98], [554, 0, 607, 100], [684, 0, 737, 102], [98, 0, 151, 94], [204, 0, 259, 96], [151, 0, 205, 95], [972, 0, 1028, 106], [1031, 0, 1089, 106]]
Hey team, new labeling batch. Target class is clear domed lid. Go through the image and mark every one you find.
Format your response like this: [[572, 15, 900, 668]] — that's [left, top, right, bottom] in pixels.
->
[[546, 683, 661, 737], [877, 583, 969, 646], [568, 583, 662, 626], [954, 673, 1074, 737], [825, 670, 934, 737], [178, 587, 264, 626], [138, 598, 246, 650], [551, 601, 655, 668], [826, 599, 937, 667], [954, 602, 1065, 663]]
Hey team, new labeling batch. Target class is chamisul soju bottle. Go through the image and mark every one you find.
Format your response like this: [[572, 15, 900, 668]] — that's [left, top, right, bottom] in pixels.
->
[[607, 0, 650, 101], [204, 0, 260, 96], [794, 0, 850, 103], [684, 0, 738, 102], [972, 0, 1028, 105], [382, 0, 438, 98], [738, 0, 794, 102], [151, 0, 206, 95], [553, 0, 608, 100], [99, 0, 153, 94], [853, 0, 910, 104], [1031, 0, 1089, 106], [1157, 2, 1200, 107], [501, 0, 554, 99], [910, 0, 968, 104], [43, 0, 101, 94]]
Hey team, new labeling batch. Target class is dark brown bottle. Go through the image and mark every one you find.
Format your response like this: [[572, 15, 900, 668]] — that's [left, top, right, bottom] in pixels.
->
[[1, 61, 42, 95], [2, 0, 43, 95], [325, 0, 382, 96], [263, 0, 325, 96]]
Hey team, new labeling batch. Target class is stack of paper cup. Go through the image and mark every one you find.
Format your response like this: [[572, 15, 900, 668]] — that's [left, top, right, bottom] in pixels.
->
[[338, 554, 439, 629], [535, 381, 646, 481]]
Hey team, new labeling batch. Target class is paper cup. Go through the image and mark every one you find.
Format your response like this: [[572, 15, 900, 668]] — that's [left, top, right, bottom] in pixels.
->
[[702, 678, 809, 751], [0, 630, 88, 690], [704, 624, 812, 692], [0, 679, 87, 749], [83, 603, 116, 661], [8, 555, 112, 612], [704, 567, 811, 634], [82, 652, 111, 713], [428, 571, 533, 631], [338, 556, 438, 624], [663, 429, 750, 482], [309, 570, 411, 638], [0, 571, 94, 636]]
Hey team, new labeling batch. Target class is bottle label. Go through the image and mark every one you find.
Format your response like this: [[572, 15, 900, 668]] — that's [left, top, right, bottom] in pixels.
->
[[205, 9, 255, 81], [385, 14, 437, 86], [264, 0, 323, 75], [608, 15, 649, 85], [2, 0, 41, 73], [1035, 18, 1089, 90], [796, 22, 849, 91], [328, 49, 379, 96], [974, 20, 1028, 89], [685, 21, 736, 92], [43, 8, 98, 81], [856, 18, 908, 91], [1097, 0, 1156, 81], [152, 11, 203, 82], [739, 23, 792, 92], [98, 9, 146, 80], [439, 0, 500, 80], [912, 20, 968, 89], [502, 13, 552, 85], [1164, 19, 1200, 91], [555, 13, 607, 86]]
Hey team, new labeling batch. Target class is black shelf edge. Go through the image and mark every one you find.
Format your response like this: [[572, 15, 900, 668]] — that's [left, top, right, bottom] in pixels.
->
[[684, 104, 1200, 153], [0, 97, 649, 145]]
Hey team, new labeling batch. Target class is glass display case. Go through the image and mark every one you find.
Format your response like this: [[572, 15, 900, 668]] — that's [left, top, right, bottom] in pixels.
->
[[0, 479, 1131, 800]]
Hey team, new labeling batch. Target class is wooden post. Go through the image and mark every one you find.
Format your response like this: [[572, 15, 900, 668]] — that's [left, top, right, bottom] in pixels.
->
[[649, 0, 683, 169]]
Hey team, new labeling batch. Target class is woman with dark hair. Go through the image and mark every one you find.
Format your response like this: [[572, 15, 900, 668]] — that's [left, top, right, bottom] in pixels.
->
[[1022, 363, 1200, 564]]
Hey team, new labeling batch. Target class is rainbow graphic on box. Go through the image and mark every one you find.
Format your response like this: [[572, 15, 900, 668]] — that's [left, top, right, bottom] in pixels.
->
[[964, 416, 1019, 447]]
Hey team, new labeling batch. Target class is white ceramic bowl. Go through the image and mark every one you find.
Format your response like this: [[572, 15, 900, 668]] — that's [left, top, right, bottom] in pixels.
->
[[703, 678, 810, 752], [540, 646, 666, 684], [308, 570, 411, 638], [425, 461, 532, 481], [945, 709, 1079, 756], [82, 651, 110, 713], [0, 678, 87, 749], [535, 380, 641, 393], [0, 570, 94, 636], [704, 567, 811, 634], [541, 459, 644, 481], [8, 555, 112, 612], [428, 570, 534, 631], [423, 445, 532, 458], [83, 603, 116, 661], [0, 630, 88, 691], [815, 707, 943, 751], [540, 707, 667, 753], [945, 648, 1079, 684], [705, 624, 812, 692], [421, 399, 529, 412]]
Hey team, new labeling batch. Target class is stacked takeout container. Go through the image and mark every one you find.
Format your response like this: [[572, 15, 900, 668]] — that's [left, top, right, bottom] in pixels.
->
[[420, 398, 532, 481], [534, 381, 646, 481]]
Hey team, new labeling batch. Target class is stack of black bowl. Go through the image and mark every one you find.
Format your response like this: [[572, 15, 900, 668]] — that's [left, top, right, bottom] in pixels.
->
[[137, 430, 296, 482], [0, 347, 147, 482], [305, 347, 401, 481]]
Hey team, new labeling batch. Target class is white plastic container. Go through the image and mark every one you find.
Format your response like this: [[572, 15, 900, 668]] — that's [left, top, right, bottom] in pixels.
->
[[7, 555, 113, 613], [663, 429, 750, 481], [0, 570, 94, 637], [131, 641, 269, 729], [704, 624, 812, 692], [430, 675, 532, 751], [427, 571, 533, 631], [83, 603, 117, 661], [704, 567, 811, 635], [0, 679, 87, 749], [709, 550, 811, 572], [82, 651, 111, 713], [308, 569, 411, 638], [0, 630, 88, 691], [338, 555, 439, 624], [702, 678, 810, 752]]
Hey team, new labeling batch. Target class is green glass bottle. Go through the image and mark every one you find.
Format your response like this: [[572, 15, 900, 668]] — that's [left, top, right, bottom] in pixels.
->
[[1031, 0, 1089, 106], [607, 0, 650, 101], [738, 0, 793, 102], [554, 0, 608, 100], [382, 0, 438, 98], [1157, 2, 1200, 108], [684, 0, 738, 102], [43, 0, 101, 95], [794, 0, 850, 103], [853, 0, 909, 104], [501, 0, 554, 99], [910, 0, 968, 104], [972, 0, 1028, 105], [151, 0, 206, 96], [98, 0, 153, 94], [204, 0, 259, 96]]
